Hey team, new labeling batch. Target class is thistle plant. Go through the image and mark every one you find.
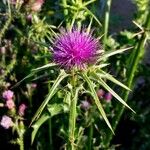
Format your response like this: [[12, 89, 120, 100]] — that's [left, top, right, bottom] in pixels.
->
[[27, 25, 135, 149], [1, 0, 145, 149]]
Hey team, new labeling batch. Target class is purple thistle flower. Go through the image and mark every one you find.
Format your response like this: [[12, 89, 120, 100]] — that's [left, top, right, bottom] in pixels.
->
[[97, 89, 105, 99], [52, 28, 100, 69], [0, 115, 13, 129], [80, 100, 91, 110], [104, 92, 113, 102]]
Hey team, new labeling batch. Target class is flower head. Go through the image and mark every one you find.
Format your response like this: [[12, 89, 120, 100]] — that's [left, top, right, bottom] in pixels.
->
[[2, 90, 14, 100], [0, 115, 13, 129], [80, 100, 91, 110], [104, 92, 112, 102], [19, 104, 27, 116], [97, 89, 105, 99], [0, 47, 6, 54], [31, 0, 45, 12], [31, 83, 37, 88], [6, 99, 15, 109], [53, 28, 100, 69]]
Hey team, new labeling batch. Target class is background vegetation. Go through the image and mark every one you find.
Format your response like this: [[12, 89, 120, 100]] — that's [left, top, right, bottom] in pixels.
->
[[0, 0, 150, 150]]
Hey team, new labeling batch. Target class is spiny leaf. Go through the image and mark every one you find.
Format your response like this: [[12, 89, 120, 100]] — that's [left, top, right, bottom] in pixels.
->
[[11, 73, 34, 88], [84, 7, 102, 27], [82, 72, 114, 134], [31, 40, 50, 48], [93, 63, 110, 69], [47, 103, 69, 117], [97, 70, 131, 91], [30, 70, 69, 125], [83, 0, 97, 7], [86, 17, 93, 34], [32, 63, 56, 72], [93, 74, 135, 113], [32, 103, 69, 144], [31, 113, 50, 144], [64, 91, 71, 106], [12, 63, 56, 88], [98, 47, 133, 62]]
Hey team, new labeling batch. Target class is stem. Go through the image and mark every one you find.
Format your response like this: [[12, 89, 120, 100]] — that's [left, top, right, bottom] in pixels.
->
[[62, 0, 68, 16], [62, 0, 70, 28], [19, 135, 24, 150], [48, 118, 53, 150], [47, 82, 53, 150], [16, 121, 25, 150], [68, 95, 77, 150], [87, 124, 93, 150], [103, 0, 112, 49], [77, 20, 82, 31], [103, 11, 150, 147], [68, 71, 77, 150]]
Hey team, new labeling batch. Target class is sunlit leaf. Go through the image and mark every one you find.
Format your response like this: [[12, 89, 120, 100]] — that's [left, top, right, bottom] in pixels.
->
[[64, 91, 71, 106], [82, 72, 114, 133], [86, 17, 93, 34], [98, 47, 133, 62], [93, 63, 110, 69], [47, 103, 69, 117], [84, 7, 102, 27], [93, 74, 135, 113], [32, 63, 56, 72], [83, 0, 97, 7], [97, 70, 131, 91]]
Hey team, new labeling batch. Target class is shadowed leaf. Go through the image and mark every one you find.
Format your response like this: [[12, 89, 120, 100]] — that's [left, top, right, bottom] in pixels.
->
[[30, 70, 69, 125]]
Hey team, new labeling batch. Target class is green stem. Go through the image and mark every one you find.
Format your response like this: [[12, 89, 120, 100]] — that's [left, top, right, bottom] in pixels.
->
[[62, 0, 68, 16], [77, 20, 82, 30], [19, 135, 24, 150], [87, 124, 93, 150], [103, 11, 150, 147], [16, 121, 25, 150], [68, 95, 77, 150], [62, 0, 70, 28], [68, 71, 77, 150], [47, 82, 53, 150], [103, 0, 112, 49]]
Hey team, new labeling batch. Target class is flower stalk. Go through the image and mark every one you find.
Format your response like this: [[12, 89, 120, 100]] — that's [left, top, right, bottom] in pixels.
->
[[16, 121, 25, 150], [48, 118, 53, 150], [68, 71, 77, 150], [87, 124, 93, 150], [62, 0, 69, 28], [103, 0, 112, 49]]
